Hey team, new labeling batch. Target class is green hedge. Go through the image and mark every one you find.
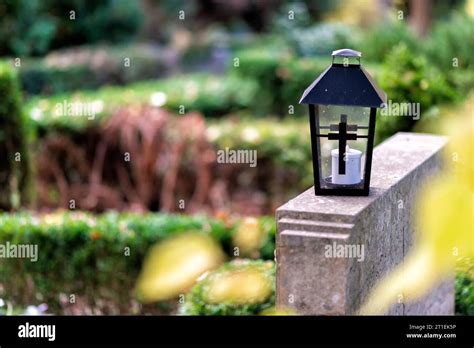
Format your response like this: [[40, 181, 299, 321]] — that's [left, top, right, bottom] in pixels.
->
[[20, 45, 174, 96], [0, 212, 275, 314], [0, 62, 33, 210], [179, 259, 275, 315], [231, 48, 330, 116], [376, 43, 459, 142], [26, 73, 259, 132], [231, 48, 288, 115], [425, 13, 474, 94]]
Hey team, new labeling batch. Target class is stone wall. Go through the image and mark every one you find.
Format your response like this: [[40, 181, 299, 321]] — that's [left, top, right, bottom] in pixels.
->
[[276, 132, 454, 315]]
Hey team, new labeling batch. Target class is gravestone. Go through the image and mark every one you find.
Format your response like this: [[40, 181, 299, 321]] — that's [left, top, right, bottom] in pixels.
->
[[275, 132, 454, 315]]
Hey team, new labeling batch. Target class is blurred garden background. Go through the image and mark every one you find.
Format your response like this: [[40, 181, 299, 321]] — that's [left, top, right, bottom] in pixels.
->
[[0, 0, 472, 315]]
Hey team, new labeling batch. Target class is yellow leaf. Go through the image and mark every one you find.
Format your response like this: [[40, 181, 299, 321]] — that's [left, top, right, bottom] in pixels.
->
[[136, 233, 225, 303], [232, 217, 265, 256], [204, 263, 273, 305]]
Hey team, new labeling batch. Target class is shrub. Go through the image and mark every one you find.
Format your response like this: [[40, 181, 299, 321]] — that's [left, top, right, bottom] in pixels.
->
[[231, 48, 340, 116], [0, 0, 144, 56], [0, 0, 56, 56], [0, 62, 33, 210], [359, 21, 418, 63], [179, 259, 275, 315], [26, 73, 259, 132], [455, 271, 474, 315], [232, 48, 290, 115], [231, 46, 381, 117], [425, 13, 474, 72], [20, 44, 175, 96], [20, 63, 97, 96], [376, 43, 458, 142], [425, 13, 474, 94], [0, 212, 275, 314]]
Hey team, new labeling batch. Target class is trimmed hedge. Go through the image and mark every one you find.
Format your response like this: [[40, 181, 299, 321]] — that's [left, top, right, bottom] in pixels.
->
[[26, 73, 259, 132], [20, 44, 175, 96], [0, 62, 33, 210], [0, 212, 275, 314], [179, 259, 275, 315]]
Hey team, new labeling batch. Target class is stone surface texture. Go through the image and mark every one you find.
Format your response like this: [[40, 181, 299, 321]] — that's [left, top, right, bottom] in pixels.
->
[[276, 132, 454, 315]]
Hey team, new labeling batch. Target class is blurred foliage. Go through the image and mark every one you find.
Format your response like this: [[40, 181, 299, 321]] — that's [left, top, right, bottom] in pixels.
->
[[232, 48, 290, 115], [0, 211, 275, 314], [0, 0, 57, 57], [26, 73, 259, 132], [414, 93, 474, 135], [208, 117, 313, 193], [279, 56, 334, 115], [232, 49, 340, 115], [232, 217, 268, 258], [136, 233, 225, 303], [179, 259, 275, 315], [425, 13, 474, 72], [455, 263, 474, 315], [359, 20, 419, 62], [376, 43, 458, 142], [285, 22, 360, 57], [0, 0, 143, 56], [20, 44, 174, 96], [272, 1, 360, 57], [0, 62, 33, 210], [425, 12, 474, 94]]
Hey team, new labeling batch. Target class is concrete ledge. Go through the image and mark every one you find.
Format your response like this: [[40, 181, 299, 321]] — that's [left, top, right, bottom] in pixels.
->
[[276, 132, 454, 315]]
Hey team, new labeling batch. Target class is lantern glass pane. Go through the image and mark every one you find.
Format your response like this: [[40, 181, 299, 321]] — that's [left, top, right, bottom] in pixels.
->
[[317, 105, 371, 190]]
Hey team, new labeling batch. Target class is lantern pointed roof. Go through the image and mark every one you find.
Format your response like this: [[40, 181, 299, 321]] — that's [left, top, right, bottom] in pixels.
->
[[299, 49, 387, 108]]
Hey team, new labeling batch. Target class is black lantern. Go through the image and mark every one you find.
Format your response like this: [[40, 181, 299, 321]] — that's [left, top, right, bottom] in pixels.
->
[[300, 49, 387, 196]]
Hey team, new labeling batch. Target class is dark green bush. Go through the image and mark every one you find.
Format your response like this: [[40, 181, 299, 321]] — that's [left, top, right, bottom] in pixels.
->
[[232, 48, 289, 115], [0, 0, 57, 56], [20, 63, 97, 96], [455, 259, 474, 316], [425, 13, 474, 94], [0, 0, 143, 56], [425, 13, 474, 72], [179, 259, 275, 315], [359, 21, 419, 63], [20, 45, 174, 96], [0, 212, 275, 314], [0, 62, 33, 210], [376, 43, 458, 142], [26, 73, 259, 132]]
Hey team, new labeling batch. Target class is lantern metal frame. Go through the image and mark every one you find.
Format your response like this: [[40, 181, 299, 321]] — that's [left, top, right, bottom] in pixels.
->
[[300, 48, 387, 196]]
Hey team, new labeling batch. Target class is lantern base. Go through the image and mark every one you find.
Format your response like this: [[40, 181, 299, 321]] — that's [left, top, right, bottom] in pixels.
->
[[315, 177, 369, 196]]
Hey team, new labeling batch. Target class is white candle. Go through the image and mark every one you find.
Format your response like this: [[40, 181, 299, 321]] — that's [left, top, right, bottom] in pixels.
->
[[331, 145, 362, 185]]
